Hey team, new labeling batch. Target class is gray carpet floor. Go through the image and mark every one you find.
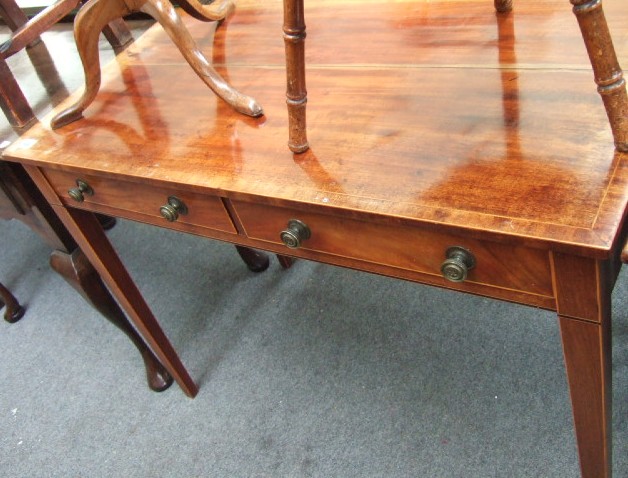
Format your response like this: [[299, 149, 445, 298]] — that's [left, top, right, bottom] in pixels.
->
[[0, 14, 627, 478], [1, 215, 626, 477]]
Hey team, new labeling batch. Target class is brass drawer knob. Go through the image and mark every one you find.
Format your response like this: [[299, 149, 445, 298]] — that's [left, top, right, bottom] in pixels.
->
[[68, 179, 93, 202], [159, 196, 188, 222], [441, 246, 476, 283], [280, 219, 311, 248]]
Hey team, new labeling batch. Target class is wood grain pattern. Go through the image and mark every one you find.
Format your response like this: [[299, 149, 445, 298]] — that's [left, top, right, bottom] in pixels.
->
[[42, 168, 238, 235], [5, 0, 627, 259], [284, 0, 628, 150], [233, 199, 555, 300]]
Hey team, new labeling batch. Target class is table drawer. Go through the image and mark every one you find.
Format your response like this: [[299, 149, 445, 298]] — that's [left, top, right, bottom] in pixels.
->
[[233, 200, 554, 298], [43, 169, 237, 235]]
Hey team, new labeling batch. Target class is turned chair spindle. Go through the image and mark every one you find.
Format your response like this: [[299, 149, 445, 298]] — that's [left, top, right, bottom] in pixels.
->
[[0, 280, 25, 323]]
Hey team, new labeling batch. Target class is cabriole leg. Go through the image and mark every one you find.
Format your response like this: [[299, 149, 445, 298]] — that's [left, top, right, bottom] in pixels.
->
[[50, 249, 173, 392]]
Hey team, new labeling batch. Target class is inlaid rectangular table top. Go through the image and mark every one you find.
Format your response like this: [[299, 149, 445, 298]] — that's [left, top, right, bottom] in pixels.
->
[[5, 0, 627, 260]]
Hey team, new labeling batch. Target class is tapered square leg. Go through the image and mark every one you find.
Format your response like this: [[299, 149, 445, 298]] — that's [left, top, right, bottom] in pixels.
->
[[552, 253, 614, 478]]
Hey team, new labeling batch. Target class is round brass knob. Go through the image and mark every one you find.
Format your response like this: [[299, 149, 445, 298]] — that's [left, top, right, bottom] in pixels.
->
[[440, 246, 476, 283], [280, 219, 311, 248], [68, 179, 93, 202], [159, 196, 188, 222]]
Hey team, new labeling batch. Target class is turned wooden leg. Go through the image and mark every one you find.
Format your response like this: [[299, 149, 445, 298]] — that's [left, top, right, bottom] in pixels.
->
[[0, 281, 26, 323], [494, 0, 513, 13], [283, 0, 308, 153], [571, 0, 628, 152], [49, 248, 173, 392], [551, 253, 613, 478], [49, 0, 133, 129], [139, 0, 262, 117]]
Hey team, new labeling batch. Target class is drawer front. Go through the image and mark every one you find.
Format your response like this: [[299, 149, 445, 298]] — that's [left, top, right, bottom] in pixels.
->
[[44, 169, 237, 235], [233, 200, 554, 298]]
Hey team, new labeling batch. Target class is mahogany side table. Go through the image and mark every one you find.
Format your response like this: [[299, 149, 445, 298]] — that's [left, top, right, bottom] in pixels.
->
[[3, 1, 627, 476]]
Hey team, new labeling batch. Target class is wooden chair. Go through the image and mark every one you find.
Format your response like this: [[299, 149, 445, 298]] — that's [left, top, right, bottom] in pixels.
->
[[0, 0, 133, 127], [0, 280, 25, 323], [283, 0, 628, 153]]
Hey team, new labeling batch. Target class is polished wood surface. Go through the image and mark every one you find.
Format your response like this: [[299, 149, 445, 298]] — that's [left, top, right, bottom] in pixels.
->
[[2, 1, 627, 476], [283, 0, 628, 152], [6, 0, 628, 258], [0, 0, 133, 127]]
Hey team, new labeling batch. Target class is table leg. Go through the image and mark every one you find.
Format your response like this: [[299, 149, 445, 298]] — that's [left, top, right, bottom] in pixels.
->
[[0, 280, 25, 323], [235, 245, 270, 272], [552, 252, 613, 478], [50, 0, 261, 129], [48, 0, 133, 129], [0, 0, 29, 32], [56, 206, 198, 396], [25, 165, 197, 396], [49, 248, 173, 392], [570, 0, 628, 152], [283, 0, 308, 153]]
